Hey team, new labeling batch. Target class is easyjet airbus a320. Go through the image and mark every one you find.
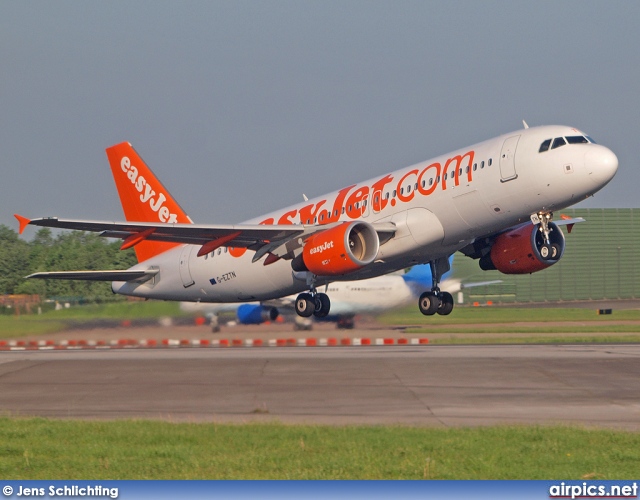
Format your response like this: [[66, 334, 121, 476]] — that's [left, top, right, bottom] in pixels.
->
[[16, 123, 618, 318]]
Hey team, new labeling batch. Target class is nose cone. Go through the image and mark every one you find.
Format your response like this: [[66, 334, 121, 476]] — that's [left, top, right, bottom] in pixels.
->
[[585, 146, 618, 188]]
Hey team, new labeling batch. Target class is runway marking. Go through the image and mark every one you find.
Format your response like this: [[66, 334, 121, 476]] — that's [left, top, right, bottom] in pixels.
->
[[0, 337, 430, 351]]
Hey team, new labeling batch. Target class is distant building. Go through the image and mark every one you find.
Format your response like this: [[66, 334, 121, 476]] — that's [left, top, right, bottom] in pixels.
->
[[453, 208, 640, 305]]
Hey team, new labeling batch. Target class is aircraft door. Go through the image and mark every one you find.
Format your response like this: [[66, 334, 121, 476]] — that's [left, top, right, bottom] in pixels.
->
[[499, 135, 520, 182], [179, 245, 195, 288]]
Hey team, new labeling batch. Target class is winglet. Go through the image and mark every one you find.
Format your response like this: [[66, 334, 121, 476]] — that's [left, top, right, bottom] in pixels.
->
[[14, 214, 31, 235]]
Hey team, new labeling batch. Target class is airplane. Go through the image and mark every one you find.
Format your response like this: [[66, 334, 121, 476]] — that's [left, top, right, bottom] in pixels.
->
[[15, 123, 618, 321]]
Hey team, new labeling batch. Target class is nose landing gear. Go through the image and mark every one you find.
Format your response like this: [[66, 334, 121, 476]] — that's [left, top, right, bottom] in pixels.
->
[[531, 211, 561, 261]]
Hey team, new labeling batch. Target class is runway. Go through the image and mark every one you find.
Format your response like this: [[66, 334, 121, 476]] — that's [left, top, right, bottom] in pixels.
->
[[1, 344, 639, 428]]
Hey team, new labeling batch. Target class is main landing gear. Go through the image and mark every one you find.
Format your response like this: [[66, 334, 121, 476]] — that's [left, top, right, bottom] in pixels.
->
[[418, 257, 454, 316], [295, 288, 331, 319], [531, 211, 561, 260]]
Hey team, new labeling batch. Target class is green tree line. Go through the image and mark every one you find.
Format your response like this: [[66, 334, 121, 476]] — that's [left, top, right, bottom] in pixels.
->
[[0, 225, 137, 301]]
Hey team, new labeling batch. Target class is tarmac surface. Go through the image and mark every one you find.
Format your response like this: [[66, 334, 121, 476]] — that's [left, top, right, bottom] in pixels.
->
[[1, 337, 639, 429]]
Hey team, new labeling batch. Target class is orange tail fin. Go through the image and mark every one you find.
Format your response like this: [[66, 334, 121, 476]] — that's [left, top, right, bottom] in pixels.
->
[[106, 142, 193, 263]]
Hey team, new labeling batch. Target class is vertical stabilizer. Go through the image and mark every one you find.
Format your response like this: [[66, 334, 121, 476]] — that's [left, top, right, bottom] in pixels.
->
[[106, 142, 193, 263]]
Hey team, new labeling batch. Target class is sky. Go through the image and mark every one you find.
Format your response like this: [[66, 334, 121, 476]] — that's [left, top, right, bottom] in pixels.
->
[[2, 1, 638, 236]]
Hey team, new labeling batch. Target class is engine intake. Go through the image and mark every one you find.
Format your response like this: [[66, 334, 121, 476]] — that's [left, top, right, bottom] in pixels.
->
[[484, 222, 565, 274], [298, 221, 379, 276]]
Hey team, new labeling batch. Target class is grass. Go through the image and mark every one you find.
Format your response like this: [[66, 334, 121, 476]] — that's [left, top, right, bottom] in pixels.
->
[[381, 306, 640, 343], [3, 302, 640, 342], [418, 335, 640, 345], [0, 301, 184, 339], [380, 306, 640, 325], [0, 418, 638, 479]]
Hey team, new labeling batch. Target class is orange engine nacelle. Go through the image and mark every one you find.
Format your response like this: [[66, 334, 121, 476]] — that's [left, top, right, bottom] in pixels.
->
[[484, 222, 565, 274], [300, 221, 379, 276]]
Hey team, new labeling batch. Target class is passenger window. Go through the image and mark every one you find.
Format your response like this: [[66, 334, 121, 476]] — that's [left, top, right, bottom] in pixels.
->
[[566, 136, 588, 144], [473, 163, 477, 171], [539, 139, 551, 152], [421, 180, 426, 188], [458, 168, 462, 176], [444, 173, 448, 181], [481, 161, 485, 169], [488, 158, 492, 166], [400, 187, 404, 195], [407, 185, 411, 193], [217, 249, 221, 255], [551, 137, 566, 149], [429, 178, 433, 186], [392, 190, 396, 197], [414, 182, 418, 190]]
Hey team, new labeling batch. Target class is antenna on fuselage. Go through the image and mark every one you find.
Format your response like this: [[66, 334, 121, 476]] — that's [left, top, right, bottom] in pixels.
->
[[302, 194, 309, 201], [522, 120, 529, 129]]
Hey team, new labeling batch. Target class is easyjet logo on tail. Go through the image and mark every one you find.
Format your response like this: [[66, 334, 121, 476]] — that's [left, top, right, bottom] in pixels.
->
[[120, 156, 178, 223]]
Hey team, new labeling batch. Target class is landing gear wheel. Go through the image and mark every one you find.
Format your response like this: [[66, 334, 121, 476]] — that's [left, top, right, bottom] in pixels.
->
[[313, 293, 331, 318], [551, 243, 561, 260], [295, 293, 315, 317], [419, 291, 440, 316], [540, 244, 552, 259], [437, 291, 454, 316]]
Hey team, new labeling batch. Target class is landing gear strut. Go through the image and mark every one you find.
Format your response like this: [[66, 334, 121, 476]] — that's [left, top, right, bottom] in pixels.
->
[[295, 276, 331, 318], [531, 211, 561, 260], [418, 257, 454, 316]]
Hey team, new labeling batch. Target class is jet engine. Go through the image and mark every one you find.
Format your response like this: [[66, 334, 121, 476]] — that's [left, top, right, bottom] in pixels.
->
[[236, 304, 279, 325], [480, 222, 565, 274], [295, 221, 379, 276]]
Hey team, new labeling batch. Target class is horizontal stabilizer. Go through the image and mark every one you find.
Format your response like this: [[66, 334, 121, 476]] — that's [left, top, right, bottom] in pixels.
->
[[25, 269, 158, 282]]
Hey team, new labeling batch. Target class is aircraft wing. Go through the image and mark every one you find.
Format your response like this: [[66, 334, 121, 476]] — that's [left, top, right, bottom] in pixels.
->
[[26, 269, 158, 282], [17, 216, 305, 247], [16, 215, 396, 261]]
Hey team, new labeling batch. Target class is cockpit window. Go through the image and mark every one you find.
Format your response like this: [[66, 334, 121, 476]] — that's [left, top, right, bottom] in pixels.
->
[[566, 135, 589, 144], [586, 136, 596, 144], [539, 139, 552, 152], [551, 137, 566, 150]]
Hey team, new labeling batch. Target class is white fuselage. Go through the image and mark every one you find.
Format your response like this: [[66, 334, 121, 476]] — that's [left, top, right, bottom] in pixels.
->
[[113, 125, 617, 303]]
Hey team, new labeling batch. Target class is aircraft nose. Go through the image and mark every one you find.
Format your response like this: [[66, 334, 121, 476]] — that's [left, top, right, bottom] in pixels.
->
[[585, 146, 618, 187]]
